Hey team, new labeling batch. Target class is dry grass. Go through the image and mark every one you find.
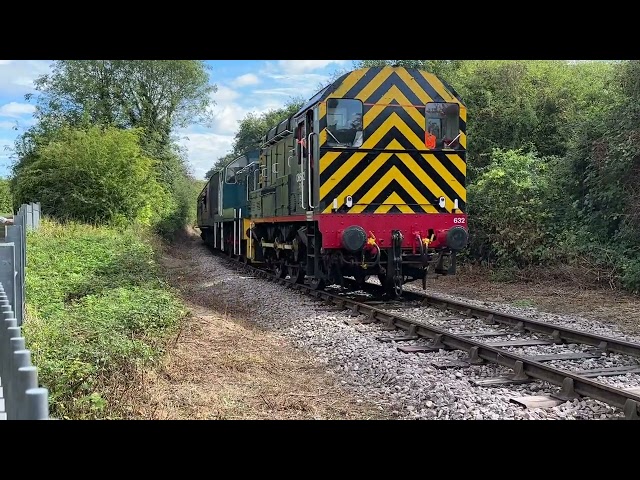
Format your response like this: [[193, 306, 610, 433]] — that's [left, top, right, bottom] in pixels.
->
[[129, 228, 389, 420]]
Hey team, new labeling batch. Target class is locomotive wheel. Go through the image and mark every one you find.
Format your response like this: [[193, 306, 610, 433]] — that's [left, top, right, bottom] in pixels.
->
[[309, 276, 326, 291], [287, 265, 305, 284], [274, 262, 286, 279]]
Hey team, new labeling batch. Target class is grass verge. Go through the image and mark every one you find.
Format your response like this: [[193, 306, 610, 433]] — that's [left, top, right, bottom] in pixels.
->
[[22, 218, 187, 419]]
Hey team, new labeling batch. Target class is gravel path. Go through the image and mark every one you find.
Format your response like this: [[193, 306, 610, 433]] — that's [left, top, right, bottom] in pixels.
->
[[200, 246, 637, 420]]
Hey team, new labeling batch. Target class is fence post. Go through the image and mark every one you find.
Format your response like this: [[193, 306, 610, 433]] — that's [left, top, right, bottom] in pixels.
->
[[8, 342, 28, 420], [5, 226, 24, 326], [0, 243, 16, 316], [33, 202, 41, 230], [16, 366, 38, 419], [26, 388, 49, 420], [25, 203, 33, 231], [13, 207, 27, 270]]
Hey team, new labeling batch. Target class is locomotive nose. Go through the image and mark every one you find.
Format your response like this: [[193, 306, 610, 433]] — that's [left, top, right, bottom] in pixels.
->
[[341, 225, 367, 253], [446, 226, 468, 250]]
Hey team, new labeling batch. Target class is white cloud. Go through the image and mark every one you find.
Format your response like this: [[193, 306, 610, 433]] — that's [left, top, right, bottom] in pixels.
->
[[0, 60, 52, 95], [211, 84, 240, 104], [259, 63, 338, 98], [0, 102, 36, 118], [277, 60, 348, 74], [232, 73, 260, 87], [0, 120, 19, 129], [207, 84, 280, 135], [180, 86, 283, 177], [210, 103, 248, 135], [252, 88, 301, 97], [177, 130, 235, 179]]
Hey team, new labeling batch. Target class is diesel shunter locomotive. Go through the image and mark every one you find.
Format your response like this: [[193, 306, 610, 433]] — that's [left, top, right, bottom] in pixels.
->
[[197, 65, 469, 297]]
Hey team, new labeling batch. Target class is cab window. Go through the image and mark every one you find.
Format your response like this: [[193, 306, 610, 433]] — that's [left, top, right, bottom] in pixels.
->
[[425, 102, 460, 149], [326, 98, 364, 148], [225, 156, 248, 184]]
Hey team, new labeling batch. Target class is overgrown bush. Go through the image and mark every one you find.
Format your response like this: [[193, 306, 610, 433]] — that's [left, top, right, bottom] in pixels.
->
[[11, 126, 169, 226], [467, 148, 555, 268]]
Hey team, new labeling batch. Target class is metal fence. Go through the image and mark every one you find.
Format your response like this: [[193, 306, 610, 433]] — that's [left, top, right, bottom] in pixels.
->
[[0, 202, 49, 420]]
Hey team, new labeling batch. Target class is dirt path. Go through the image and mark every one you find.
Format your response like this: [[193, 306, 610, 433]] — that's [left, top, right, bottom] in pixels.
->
[[133, 230, 390, 420]]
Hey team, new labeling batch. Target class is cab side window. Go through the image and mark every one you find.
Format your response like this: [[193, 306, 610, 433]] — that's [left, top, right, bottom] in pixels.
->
[[326, 98, 364, 148], [425, 102, 460, 149]]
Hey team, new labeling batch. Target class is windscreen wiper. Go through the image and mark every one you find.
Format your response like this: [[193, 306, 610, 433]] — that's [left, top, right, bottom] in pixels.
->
[[326, 129, 345, 146]]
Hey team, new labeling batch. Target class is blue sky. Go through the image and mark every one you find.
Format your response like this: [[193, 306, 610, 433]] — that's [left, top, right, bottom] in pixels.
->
[[0, 60, 355, 179]]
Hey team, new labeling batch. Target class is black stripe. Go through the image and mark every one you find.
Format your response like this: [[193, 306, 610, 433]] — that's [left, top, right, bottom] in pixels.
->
[[320, 125, 424, 185], [408, 71, 446, 103], [343, 67, 381, 100], [322, 71, 352, 98], [405, 154, 466, 211], [322, 152, 386, 205], [364, 72, 424, 106], [431, 151, 466, 186], [441, 77, 464, 104], [321, 148, 466, 155], [320, 152, 373, 202], [360, 180, 420, 213], [459, 117, 466, 134], [393, 156, 441, 206], [365, 107, 424, 142], [320, 152, 467, 213], [320, 149, 364, 185], [348, 160, 420, 207], [369, 179, 420, 206], [368, 125, 426, 151]]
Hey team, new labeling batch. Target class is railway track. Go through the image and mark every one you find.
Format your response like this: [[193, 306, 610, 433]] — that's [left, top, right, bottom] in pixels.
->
[[212, 250, 640, 420]]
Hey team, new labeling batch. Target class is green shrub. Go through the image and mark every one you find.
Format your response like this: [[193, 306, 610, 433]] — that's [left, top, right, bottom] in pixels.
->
[[467, 148, 554, 268], [0, 178, 12, 214], [12, 126, 168, 226]]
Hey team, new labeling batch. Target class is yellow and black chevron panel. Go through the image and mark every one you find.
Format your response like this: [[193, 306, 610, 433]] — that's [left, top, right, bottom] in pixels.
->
[[319, 148, 466, 214], [316, 66, 467, 214]]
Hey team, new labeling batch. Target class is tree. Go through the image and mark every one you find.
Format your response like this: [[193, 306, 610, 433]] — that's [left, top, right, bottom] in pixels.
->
[[17, 61, 216, 167], [27, 61, 215, 142]]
